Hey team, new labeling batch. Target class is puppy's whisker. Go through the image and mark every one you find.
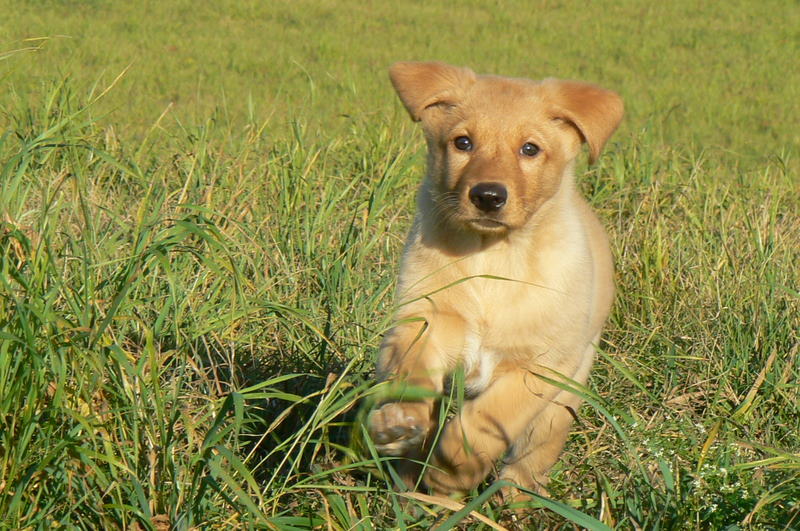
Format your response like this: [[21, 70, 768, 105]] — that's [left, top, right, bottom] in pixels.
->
[[429, 191, 462, 230]]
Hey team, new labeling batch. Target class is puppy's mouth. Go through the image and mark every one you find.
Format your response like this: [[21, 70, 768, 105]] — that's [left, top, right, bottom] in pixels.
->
[[466, 218, 508, 233]]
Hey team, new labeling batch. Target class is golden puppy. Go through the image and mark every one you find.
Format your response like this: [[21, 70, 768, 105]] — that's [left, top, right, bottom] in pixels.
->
[[369, 62, 622, 499]]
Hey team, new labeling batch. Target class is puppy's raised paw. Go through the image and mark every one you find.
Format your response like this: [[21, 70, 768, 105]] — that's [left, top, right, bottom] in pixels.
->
[[423, 444, 493, 495], [368, 402, 431, 456]]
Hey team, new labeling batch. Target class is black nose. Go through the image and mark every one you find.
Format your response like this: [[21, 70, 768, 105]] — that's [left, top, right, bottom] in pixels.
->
[[469, 183, 507, 212]]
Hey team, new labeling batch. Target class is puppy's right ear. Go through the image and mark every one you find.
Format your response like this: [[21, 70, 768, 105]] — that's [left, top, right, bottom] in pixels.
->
[[389, 62, 476, 122]]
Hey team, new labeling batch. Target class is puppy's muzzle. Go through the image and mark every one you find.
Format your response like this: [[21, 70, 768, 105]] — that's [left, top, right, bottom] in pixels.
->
[[469, 182, 507, 212]]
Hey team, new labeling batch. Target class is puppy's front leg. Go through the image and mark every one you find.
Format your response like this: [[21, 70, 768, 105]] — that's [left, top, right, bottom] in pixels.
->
[[424, 368, 561, 494], [369, 313, 465, 458]]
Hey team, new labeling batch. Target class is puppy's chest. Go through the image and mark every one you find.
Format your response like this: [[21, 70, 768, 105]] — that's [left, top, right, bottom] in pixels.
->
[[452, 258, 532, 394], [448, 249, 573, 393], [451, 248, 557, 327]]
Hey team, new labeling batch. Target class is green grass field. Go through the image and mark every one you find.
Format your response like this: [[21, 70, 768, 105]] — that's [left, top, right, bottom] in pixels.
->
[[1, 1, 798, 529]]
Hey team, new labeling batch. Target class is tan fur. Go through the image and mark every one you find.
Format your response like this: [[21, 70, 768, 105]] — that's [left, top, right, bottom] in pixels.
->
[[368, 61, 623, 499]]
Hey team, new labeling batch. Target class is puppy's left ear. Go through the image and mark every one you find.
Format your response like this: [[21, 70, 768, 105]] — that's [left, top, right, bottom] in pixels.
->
[[543, 80, 624, 164]]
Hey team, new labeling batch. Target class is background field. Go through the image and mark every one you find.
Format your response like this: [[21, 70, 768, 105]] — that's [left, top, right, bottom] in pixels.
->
[[1, 1, 798, 529]]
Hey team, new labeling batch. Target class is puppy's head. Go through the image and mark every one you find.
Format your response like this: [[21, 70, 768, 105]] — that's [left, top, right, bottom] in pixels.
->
[[390, 61, 623, 234]]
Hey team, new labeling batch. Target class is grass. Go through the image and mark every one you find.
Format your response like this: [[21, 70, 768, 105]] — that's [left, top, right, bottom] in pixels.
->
[[1, 1, 798, 529]]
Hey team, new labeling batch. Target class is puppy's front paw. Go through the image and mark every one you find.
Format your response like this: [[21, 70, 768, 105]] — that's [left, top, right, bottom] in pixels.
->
[[423, 420, 494, 495], [423, 448, 493, 495], [368, 402, 431, 456]]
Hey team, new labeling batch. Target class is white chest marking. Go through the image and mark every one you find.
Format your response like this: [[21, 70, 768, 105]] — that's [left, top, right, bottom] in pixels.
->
[[462, 332, 498, 394]]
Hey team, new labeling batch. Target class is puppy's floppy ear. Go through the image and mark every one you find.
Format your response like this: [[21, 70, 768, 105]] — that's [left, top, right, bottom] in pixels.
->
[[543, 79, 624, 164], [389, 61, 476, 122]]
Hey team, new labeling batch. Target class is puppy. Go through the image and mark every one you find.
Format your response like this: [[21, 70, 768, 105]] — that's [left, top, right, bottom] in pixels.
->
[[368, 62, 622, 499]]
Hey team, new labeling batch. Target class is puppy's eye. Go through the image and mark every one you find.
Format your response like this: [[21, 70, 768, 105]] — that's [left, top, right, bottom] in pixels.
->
[[453, 136, 473, 151], [520, 142, 540, 157]]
